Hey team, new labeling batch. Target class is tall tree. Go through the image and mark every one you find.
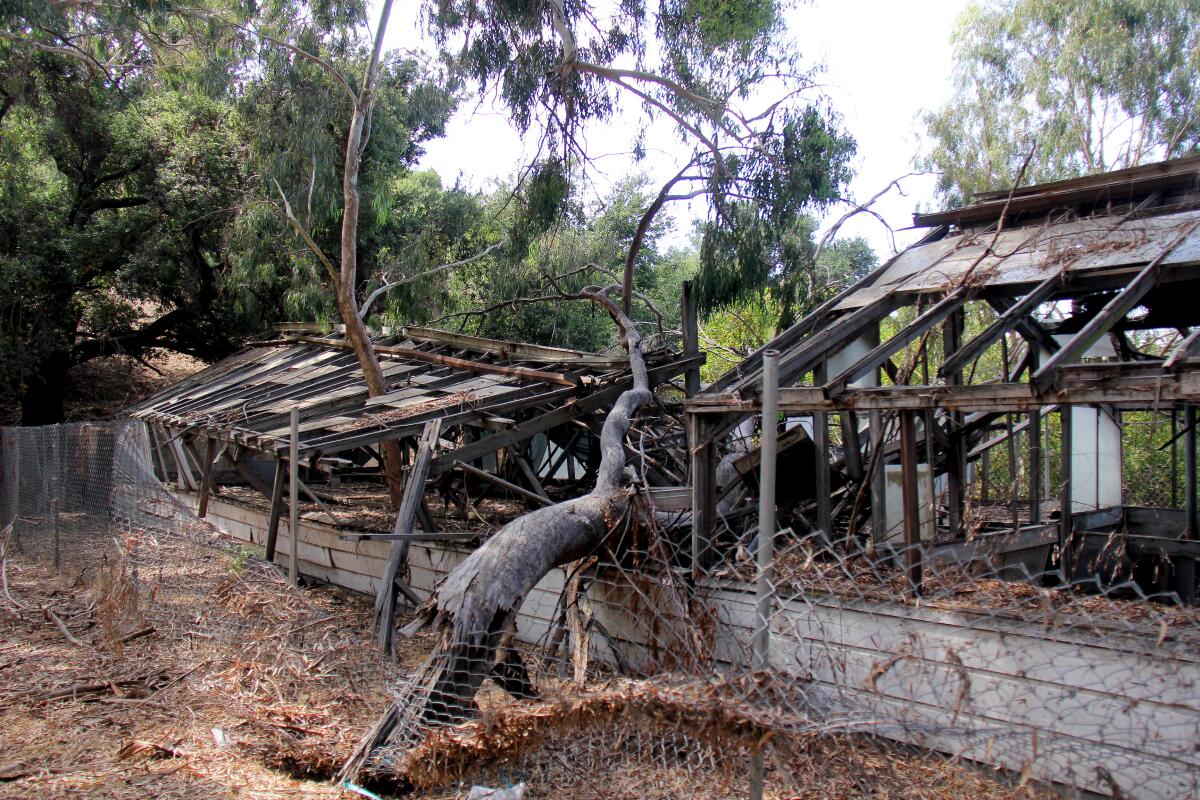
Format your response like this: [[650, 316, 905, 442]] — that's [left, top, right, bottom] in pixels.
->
[[920, 0, 1200, 206], [344, 0, 860, 778], [0, 6, 261, 423]]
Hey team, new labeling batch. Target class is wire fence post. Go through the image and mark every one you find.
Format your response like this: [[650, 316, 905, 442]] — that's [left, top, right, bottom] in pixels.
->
[[289, 407, 300, 585], [748, 350, 779, 800]]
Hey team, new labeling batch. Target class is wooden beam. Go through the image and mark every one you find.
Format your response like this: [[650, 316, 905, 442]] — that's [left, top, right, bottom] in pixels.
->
[[374, 418, 441, 656], [1059, 406, 1074, 583], [288, 335, 586, 387], [687, 369, 1200, 414], [943, 309, 966, 540], [1164, 327, 1200, 372], [264, 459, 285, 562], [197, 437, 219, 519], [506, 445, 550, 501], [288, 408, 299, 584], [940, 275, 1063, 381], [453, 459, 554, 507], [899, 410, 923, 598], [1032, 220, 1200, 393], [825, 288, 968, 397], [681, 280, 701, 397], [690, 415, 718, 578]]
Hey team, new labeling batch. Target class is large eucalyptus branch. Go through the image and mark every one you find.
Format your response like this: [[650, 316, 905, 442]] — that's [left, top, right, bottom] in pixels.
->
[[359, 239, 508, 320]]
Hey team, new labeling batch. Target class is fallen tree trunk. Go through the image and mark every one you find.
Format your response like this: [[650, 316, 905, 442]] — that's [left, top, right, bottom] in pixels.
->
[[341, 286, 652, 781]]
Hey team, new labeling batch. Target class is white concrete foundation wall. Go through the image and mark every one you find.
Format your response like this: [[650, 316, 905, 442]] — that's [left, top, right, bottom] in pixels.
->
[[183, 492, 1200, 799]]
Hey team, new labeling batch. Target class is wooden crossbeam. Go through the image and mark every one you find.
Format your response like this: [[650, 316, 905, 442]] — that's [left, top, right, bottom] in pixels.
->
[[453, 459, 554, 507], [1032, 220, 1200, 394], [1164, 327, 1200, 372], [824, 288, 968, 397], [940, 275, 1063, 380]]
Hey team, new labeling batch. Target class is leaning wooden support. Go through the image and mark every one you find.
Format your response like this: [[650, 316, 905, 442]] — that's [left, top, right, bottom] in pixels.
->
[[454, 459, 553, 507], [374, 418, 442, 656], [1033, 220, 1199, 393], [288, 408, 299, 585], [264, 459, 286, 563], [197, 437, 218, 518]]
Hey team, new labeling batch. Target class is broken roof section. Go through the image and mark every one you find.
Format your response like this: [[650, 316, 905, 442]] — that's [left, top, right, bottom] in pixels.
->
[[692, 154, 1200, 413], [128, 325, 693, 457]]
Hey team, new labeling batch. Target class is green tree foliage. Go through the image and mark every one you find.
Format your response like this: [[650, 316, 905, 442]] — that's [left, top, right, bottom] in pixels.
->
[[424, 0, 858, 318], [920, 0, 1200, 206], [696, 234, 877, 380], [0, 10, 263, 424], [438, 176, 675, 351]]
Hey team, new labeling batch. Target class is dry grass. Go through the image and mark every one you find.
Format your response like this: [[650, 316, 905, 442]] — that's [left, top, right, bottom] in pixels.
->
[[1, 528, 1058, 800], [0, 535, 426, 799]]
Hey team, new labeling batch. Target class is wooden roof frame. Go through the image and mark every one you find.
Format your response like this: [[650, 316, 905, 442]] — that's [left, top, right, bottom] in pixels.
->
[[127, 328, 698, 459]]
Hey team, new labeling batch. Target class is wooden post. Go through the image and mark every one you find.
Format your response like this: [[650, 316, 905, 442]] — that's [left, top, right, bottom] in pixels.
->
[[944, 309, 966, 539], [899, 410, 922, 597], [813, 365, 831, 540], [681, 280, 701, 397], [288, 408, 299, 585], [689, 415, 717, 578], [375, 418, 442, 655], [197, 437, 218, 519], [264, 459, 285, 562], [1171, 409, 1179, 509], [1060, 406, 1074, 585], [1180, 404, 1197, 604], [1029, 408, 1043, 524], [869, 410, 886, 549]]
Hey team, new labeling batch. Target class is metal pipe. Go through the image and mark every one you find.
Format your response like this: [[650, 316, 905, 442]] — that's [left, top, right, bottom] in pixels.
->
[[289, 407, 300, 585], [748, 349, 779, 800]]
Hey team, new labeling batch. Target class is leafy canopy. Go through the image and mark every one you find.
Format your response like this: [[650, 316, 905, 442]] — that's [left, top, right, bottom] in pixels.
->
[[920, 0, 1200, 206]]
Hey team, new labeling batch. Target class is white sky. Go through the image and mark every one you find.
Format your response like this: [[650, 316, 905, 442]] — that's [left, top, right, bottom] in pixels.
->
[[380, 0, 967, 260]]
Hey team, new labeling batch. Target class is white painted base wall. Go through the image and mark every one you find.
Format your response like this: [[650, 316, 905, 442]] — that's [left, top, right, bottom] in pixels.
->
[[184, 492, 1200, 799]]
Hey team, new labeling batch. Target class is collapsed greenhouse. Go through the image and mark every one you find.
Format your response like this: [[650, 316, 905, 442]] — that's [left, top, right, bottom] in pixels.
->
[[5, 155, 1200, 798]]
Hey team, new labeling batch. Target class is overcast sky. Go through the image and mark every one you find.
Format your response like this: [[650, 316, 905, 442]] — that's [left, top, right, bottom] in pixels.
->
[[380, 0, 967, 260]]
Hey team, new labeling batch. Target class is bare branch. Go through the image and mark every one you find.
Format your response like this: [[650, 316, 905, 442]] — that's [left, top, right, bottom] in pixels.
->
[[813, 172, 921, 264], [359, 239, 507, 320], [271, 177, 339, 284]]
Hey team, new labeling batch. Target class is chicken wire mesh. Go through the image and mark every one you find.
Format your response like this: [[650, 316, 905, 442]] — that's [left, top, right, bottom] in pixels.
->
[[4, 418, 1200, 799], [349, 404, 1200, 800], [0, 421, 402, 732]]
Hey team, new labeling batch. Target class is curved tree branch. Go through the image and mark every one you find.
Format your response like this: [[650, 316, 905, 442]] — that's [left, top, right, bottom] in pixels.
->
[[359, 239, 507, 320]]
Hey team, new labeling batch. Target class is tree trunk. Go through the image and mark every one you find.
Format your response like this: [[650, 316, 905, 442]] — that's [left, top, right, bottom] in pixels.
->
[[20, 354, 70, 426], [342, 287, 651, 781], [335, 0, 405, 504]]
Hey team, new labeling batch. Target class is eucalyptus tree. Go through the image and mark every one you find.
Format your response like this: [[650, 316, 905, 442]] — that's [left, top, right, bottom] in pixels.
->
[[343, 0, 861, 777], [920, 0, 1200, 206], [0, 3, 264, 424]]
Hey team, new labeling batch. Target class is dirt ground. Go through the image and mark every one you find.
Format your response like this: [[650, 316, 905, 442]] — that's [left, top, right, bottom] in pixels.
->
[[0, 532, 1050, 800]]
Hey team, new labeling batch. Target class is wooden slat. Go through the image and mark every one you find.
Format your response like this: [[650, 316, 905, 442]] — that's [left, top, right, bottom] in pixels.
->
[[288, 335, 585, 387]]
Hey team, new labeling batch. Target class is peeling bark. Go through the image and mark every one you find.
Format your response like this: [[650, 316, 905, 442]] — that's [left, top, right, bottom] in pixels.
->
[[342, 286, 651, 780]]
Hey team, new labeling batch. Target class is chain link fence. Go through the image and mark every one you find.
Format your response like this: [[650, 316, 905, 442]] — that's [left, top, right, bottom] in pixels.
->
[[4, 420, 1200, 798]]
